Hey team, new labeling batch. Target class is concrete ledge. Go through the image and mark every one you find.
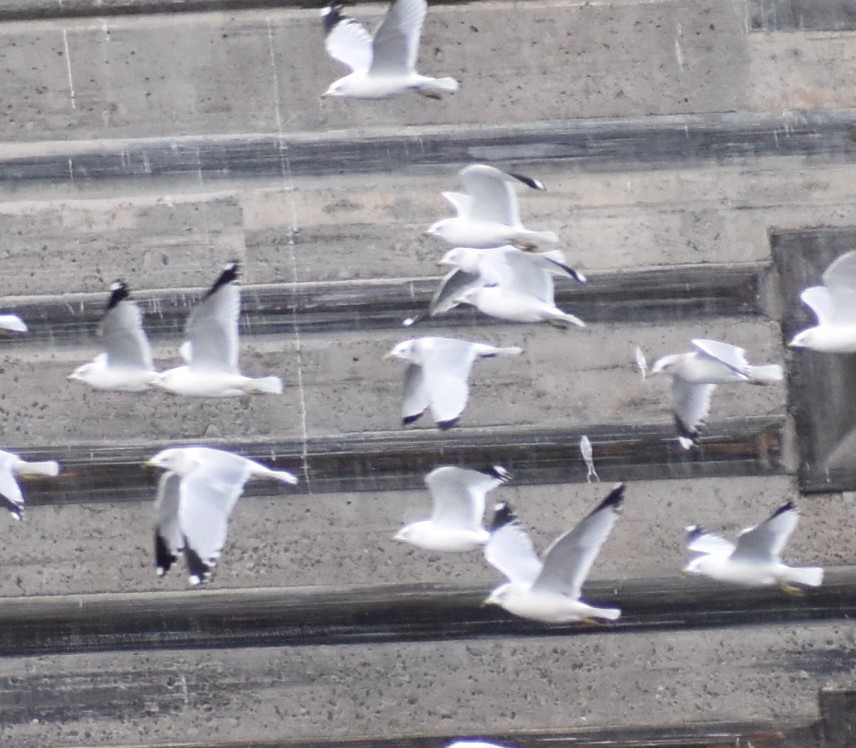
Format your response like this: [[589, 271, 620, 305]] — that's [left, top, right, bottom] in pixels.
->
[[1, 571, 853, 657], [6, 109, 856, 185]]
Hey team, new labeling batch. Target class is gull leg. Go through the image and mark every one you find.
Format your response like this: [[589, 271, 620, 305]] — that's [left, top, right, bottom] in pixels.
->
[[513, 240, 538, 251], [581, 617, 604, 627]]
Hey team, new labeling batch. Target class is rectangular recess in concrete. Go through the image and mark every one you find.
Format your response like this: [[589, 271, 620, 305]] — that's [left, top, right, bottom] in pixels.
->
[[750, 0, 856, 32], [771, 227, 856, 492]]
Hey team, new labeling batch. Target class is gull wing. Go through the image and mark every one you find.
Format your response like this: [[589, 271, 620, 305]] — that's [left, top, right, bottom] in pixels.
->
[[402, 362, 430, 425], [685, 525, 735, 556], [800, 286, 835, 326], [533, 483, 624, 598], [460, 165, 520, 226], [822, 250, 856, 322], [691, 339, 750, 379], [484, 502, 542, 585], [153, 471, 183, 576], [178, 452, 251, 584], [730, 501, 799, 564], [370, 0, 426, 75], [672, 380, 716, 449], [486, 247, 555, 304], [422, 338, 479, 428], [185, 264, 240, 374], [101, 282, 154, 370], [426, 466, 507, 531], [441, 191, 473, 219], [323, 4, 373, 73], [428, 268, 483, 316], [0, 454, 23, 519]]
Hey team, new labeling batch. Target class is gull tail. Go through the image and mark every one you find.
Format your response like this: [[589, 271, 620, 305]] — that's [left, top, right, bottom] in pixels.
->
[[591, 607, 621, 621], [417, 77, 459, 98], [545, 309, 586, 329], [17, 460, 60, 477], [0, 315, 27, 333], [786, 566, 824, 588], [485, 346, 524, 357], [246, 376, 283, 395], [747, 364, 784, 385], [513, 229, 559, 250], [269, 468, 299, 486]]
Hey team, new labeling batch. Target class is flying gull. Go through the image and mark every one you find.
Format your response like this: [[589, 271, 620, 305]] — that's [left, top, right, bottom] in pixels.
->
[[789, 250, 856, 352], [405, 246, 584, 327], [385, 336, 522, 429], [147, 446, 298, 586], [648, 339, 782, 449], [424, 165, 559, 250], [68, 281, 159, 391], [579, 435, 599, 483], [321, 0, 459, 99], [394, 465, 511, 552], [0, 449, 60, 520], [154, 263, 283, 397], [684, 501, 823, 593], [483, 484, 625, 623]]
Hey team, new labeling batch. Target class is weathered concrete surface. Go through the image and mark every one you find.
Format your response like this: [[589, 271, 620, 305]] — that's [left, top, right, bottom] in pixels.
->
[[1, 620, 854, 748]]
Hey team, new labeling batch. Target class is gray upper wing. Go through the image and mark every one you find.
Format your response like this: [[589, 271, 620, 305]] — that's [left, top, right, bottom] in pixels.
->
[[731, 502, 799, 564], [422, 338, 479, 427], [533, 484, 624, 598], [426, 466, 500, 531], [484, 502, 542, 585], [691, 339, 749, 377], [428, 268, 483, 316], [460, 165, 519, 226], [822, 250, 856, 322], [370, 0, 426, 75], [324, 5, 373, 72], [185, 271, 240, 374], [101, 296, 154, 370], [402, 362, 430, 424], [672, 379, 716, 448]]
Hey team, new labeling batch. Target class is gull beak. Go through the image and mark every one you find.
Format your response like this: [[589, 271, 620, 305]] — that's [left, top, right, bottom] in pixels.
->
[[66, 374, 76, 381], [383, 351, 396, 361], [144, 458, 159, 468], [480, 597, 494, 608], [421, 230, 433, 238]]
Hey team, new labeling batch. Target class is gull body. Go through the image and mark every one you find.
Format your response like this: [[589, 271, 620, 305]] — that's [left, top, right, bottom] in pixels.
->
[[458, 286, 585, 328], [0, 315, 27, 333], [0, 450, 60, 520], [425, 165, 558, 250], [395, 465, 510, 552], [386, 336, 522, 429], [147, 446, 298, 586], [789, 250, 856, 352], [68, 282, 159, 392], [648, 338, 782, 449], [321, 0, 458, 99], [483, 484, 625, 623], [684, 501, 823, 591], [154, 263, 283, 397]]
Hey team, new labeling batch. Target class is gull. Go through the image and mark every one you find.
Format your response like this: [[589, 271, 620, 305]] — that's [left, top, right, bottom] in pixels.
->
[[394, 465, 510, 551], [0, 315, 26, 333], [579, 435, 599, 483], [321, 0, 459, 99], [68, 281, 159, 392], [684, 501, 823, 593], [483, 483, 625, 623], [0, 450, 60, 520], [424, 165, 559, 250], [648, 339, 783, 449], [404, 246, 584, 327], [385, 336, 522, 429], [154, 263, 283, 397], [634, 346, 648, 380], [147, 446, 298, 586], [789, 250, 856, 352]]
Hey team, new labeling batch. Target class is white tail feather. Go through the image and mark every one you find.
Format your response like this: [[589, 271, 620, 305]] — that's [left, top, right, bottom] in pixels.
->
[[593, 607, 621, 621], [17, 460, 60, 477], [246, 376, 283, 395], [786, 566, 824, 588], [748, 364, 784, 384], [0, 315, 27, 333]]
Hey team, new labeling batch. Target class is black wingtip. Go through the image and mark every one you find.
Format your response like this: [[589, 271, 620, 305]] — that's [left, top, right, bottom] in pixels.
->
[[0, 493, 22, 520], [770, 501, 795, 519], [546, 258, 587, 284], [185, 544, 213, 587], [403, 413, 423, 426], [204, 262, 239, 300], [437, 417, 460, 430], [593, 482, 625, 514], [322, 3, 350, 33], [674, 415, 700, 448], [106, 281, 131, 310], [489, 501, 519, 532], [154, 532, 177, 578], [507, 171, 546, 191], [485, 465, 511, 483], [685, 524, 707, 543]]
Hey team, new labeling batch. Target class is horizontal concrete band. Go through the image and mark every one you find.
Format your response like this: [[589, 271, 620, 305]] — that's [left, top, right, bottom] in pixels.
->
[[19, 417, 786, 505], [6, 109, 856, 185], [0, 572, 852, 657], [65, 720, 819, 748], [8, 263, 768, 344]]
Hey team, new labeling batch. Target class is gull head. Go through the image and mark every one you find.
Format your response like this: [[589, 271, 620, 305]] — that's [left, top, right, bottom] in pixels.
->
[[483, 582, 514, 609], [423, 219, 453, 242], [787, 329, 813, 349], [67, 362, 96, 384], [438, 246, 483, 272], [321, 74, 359, 99], [648, 354, 681, 377], [682, 555, 710, 576], [384, 339, 420, 363], [146, 448, 194, 475]]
